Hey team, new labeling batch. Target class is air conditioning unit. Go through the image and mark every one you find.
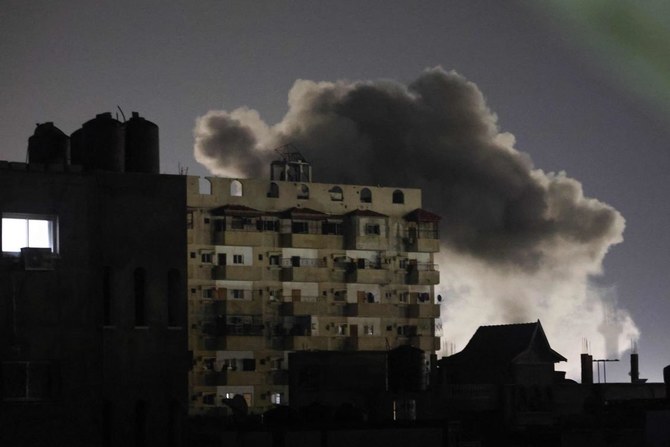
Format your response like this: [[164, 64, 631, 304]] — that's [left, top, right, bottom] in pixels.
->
[[20, 247, 54, 271]]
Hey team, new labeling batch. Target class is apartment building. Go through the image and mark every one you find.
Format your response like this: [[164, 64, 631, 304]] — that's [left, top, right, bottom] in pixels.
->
[[0, 115, 188, 447], [187, 151, 441, 414]]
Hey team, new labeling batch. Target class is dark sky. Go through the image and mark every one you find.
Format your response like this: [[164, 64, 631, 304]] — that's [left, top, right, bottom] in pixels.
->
[[2, 0, 668, 381]]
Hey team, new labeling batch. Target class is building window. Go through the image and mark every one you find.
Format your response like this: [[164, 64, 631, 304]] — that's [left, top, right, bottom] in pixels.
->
[[392, 189, 404, 204], [292, 221, 309, 234], [329, 186, 343, 201], [322, 221, 343, 235], [202, 288, 214, 299], [1, 361, 58, 401], [232, 254, 243, 264], [2, 214, 57, 253], [186, 211, 193, 229], [297, 184, 309, 199], [134, 268, 147, 327], [199, 178, 212, 195], [231, 180, 243, 197], [201, 252, 212, 263], [231, 289, 245, 299], [365, 223, 381, 235], [360, 188, 372, 203], [267, 182, 279, 198], [271, 392, 283, 405]]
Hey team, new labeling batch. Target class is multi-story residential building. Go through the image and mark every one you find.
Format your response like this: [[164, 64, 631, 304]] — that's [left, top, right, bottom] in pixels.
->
[[187, 150, 441, 414], [0, 114, 188, 447]]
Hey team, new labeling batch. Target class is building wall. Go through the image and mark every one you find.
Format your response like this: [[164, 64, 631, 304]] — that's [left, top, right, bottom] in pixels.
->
[[187, 174, 440, 414], [0, 163, 188, 447]]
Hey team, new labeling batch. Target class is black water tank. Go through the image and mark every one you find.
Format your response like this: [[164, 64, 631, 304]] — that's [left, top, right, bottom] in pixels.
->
[[69, 127, 84, 166], [124, 111, 159, 173], [81, 112, 125, 172], [388, 345, 427, 392], [28, 122, 69, 165]]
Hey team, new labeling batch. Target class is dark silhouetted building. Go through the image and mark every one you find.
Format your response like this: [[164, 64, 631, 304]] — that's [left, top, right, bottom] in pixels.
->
[[0, 114, 189, 447]]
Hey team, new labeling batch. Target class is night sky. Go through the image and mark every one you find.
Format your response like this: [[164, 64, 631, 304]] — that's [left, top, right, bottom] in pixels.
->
[[2, 1, 668, 382]]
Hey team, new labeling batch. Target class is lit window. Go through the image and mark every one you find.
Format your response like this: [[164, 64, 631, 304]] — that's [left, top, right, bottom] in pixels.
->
[[231, 180, 243, 197], [271, 392, 283, 405], [328, 186, 343, 201], [2, 214, 57, 253]]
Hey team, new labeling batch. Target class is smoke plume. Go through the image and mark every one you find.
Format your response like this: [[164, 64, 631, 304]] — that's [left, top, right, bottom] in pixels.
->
[[194, 67, 638, 378]]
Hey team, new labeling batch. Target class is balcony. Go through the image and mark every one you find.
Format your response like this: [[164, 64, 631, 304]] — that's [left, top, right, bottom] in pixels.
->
[[212, 265, 262, 281], [225, 370, 265, 386], [192, 371, 228, 386], [345, 303, 407, 318], [281, 267, 332, 282], [345, 234, 389, 251], [191, 370, 266, 386], [198, 335, 267, 351], [407, 303, 441, 318], [410, 335, 440, 352], [280, 233, 344, 249], [268, 370, 289, 386], [351, 336, 388, 351], [222, 299, 263, 315], [345, 267, 389, 284], [213, 229, 278, 247], [406, 263, 440, 285], [403, 237, 440, 253], [280, 257, 332, 282], [280, 335, 357, 351], [279, 300, 333, 317]]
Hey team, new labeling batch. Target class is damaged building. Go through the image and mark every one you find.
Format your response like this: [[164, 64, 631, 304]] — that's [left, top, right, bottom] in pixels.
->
[[187, 148, 442, 414]]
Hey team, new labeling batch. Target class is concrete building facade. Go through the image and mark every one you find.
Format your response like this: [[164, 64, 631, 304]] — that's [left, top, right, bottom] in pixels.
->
[[0, 115, 189, 447], [187, 153, 441, 414]]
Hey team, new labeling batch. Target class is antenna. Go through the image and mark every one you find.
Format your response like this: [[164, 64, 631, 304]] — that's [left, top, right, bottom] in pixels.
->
[[116, 106, 127, 122]]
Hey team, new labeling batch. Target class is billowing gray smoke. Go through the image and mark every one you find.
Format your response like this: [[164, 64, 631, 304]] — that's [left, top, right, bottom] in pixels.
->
[[194, 67, 638, 378]]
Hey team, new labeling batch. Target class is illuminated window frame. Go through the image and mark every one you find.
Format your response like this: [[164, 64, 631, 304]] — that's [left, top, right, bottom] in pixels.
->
[[1, 213, 58, 254]]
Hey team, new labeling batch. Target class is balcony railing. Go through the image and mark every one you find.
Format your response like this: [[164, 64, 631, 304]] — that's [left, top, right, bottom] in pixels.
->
[[280, 257, 326, 268]]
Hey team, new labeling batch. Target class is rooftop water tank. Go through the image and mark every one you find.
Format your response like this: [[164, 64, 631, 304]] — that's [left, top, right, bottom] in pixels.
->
[[80, 112, 125, 172], [388, 345, 427, 392], [69, 127, 84, 166], [28, 122, 69, 165], [124, 112, 159, 173]]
